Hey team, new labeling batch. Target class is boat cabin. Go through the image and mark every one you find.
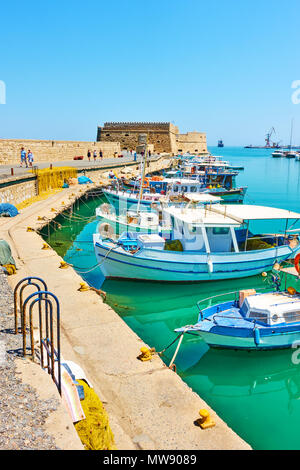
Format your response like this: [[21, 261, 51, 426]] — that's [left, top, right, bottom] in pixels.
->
[[161, 204, 300, 253], [241, 292, 300, 326]]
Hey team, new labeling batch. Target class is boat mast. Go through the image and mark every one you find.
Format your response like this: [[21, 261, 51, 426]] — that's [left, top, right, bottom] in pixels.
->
[[137, 133, 148, 214], [289, 118, 294, 150]]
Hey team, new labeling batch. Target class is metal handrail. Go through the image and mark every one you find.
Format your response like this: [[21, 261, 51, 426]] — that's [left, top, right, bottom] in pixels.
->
[[196, 285, 283, 320]]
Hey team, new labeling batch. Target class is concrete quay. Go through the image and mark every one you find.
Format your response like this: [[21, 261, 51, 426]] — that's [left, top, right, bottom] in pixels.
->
[[0, 180, 251, 450]]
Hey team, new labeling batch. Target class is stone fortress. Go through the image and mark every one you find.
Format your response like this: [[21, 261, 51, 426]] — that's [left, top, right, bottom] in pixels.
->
[[97, 122, 208, 155], [0, 122, 207, 164]]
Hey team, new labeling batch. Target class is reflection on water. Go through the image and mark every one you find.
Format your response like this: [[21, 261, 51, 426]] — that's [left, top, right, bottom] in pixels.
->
[[44, 147, 300, 449]]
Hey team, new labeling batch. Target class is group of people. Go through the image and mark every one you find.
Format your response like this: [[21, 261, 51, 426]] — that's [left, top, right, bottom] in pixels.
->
[[20, 147, 34, 167], [87, 149, 103, 162]]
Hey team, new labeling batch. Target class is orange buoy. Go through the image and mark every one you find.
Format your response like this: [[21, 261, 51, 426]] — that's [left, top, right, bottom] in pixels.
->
[[294, 253, 300, 274]]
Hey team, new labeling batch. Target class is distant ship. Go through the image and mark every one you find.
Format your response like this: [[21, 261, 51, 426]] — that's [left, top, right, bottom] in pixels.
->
[[217, 139, 224, 147]]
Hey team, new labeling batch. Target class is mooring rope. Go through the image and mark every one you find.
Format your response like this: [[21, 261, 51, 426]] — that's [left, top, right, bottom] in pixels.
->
[[65, 242, 119, 273]]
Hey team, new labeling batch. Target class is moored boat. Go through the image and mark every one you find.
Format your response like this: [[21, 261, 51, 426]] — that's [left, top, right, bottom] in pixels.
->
[[175, 279, 300, 350], [272, 150, 285, 158], [93, 203, 300, 283]]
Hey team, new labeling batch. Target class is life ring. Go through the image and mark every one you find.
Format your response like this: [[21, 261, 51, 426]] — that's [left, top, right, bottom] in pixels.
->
[[142, 179, 149, 188], [294, 253, 300, 274]]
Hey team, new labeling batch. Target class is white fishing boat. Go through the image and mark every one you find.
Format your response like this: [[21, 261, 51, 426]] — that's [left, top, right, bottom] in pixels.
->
[[93, 204, 300, 282]]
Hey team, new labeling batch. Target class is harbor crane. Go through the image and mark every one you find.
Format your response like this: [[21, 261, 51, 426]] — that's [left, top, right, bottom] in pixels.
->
[[265, 127, 276, 147]]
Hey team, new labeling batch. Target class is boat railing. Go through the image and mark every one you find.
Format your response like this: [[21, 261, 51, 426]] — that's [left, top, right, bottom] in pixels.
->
[[196, 286, 273, 321]]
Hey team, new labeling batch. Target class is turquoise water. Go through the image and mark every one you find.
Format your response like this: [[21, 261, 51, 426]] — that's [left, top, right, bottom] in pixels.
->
[[44, 147, 300, 450]]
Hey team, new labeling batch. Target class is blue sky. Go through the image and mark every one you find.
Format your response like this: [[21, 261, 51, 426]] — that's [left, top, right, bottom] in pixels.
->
[[0, 0, 300, 145]]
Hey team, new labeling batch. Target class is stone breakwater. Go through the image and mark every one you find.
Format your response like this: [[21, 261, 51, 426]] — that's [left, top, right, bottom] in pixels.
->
[[0, 271, 59, 450]]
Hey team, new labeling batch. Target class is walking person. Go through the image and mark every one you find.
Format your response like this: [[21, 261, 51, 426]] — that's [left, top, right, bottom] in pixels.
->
[[93, 150, 97, 162], [20, 147, 27, 167], [87, 149, 91, 162], [99, 149, 103, 161], [27, 149, 34, 167]]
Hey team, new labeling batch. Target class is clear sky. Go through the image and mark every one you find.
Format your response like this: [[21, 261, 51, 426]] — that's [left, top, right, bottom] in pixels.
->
[[0, 0, 300, 145]]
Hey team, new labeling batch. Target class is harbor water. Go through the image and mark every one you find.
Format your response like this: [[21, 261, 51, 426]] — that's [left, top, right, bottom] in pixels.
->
[[43, 147, 300, 450]]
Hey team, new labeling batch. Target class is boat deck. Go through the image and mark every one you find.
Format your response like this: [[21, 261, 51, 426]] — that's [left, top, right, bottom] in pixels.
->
[[194, 308, 265, 331]]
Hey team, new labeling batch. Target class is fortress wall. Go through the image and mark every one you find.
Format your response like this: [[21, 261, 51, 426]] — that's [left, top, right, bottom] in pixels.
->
[[176, 132, 208, 154], [0, 139, 121, 165], [97, 122, 207, 155]]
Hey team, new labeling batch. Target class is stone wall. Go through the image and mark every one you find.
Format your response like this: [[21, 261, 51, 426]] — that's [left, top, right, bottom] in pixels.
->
[[0, 176, 37, 205], [0, 139, 121, 165]]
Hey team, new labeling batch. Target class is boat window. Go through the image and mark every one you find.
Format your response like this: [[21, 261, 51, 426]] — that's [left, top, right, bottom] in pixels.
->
[[283, 311, 300, 323], [248, 311, 268, 324], [181, 186, 188, 192], [173, 186, 179, 192], [212, 227, 230, 235], [190, 186, 197, 192]]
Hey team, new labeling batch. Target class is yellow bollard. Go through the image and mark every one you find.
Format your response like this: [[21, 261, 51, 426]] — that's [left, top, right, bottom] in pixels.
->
[[51, 208, 56, 212], [37, 216, 45, 221], [42, 243, 50, 250], [197, 409, 215, 429], [59, 261, 69, 269], [78, 282, 90, 292], [138, 346, 155, 362], [26, 227, 34, 232]]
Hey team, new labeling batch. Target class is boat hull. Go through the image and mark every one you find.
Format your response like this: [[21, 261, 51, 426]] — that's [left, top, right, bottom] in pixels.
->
[[187, 329, 300, 350], [94, 236, 299, 282]]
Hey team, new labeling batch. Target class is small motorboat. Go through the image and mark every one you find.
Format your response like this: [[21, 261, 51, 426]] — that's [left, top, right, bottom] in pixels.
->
[[176, 275, 300, 350], [272, 150, 285, 158]]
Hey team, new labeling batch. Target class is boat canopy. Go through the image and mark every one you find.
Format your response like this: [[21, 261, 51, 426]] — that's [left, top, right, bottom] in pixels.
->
[[184, 193, 222, 203], [163, 206, 241, 227], [163, 203, 300, 227], [209, 204, 300, 224]]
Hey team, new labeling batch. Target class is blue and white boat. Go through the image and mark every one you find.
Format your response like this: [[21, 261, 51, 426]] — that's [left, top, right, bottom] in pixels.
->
[[175, 282, 300, 350], [93, 203, 300, 282]]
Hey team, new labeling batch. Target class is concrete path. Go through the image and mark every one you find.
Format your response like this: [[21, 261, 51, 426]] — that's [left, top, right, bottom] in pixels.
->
[[0, 184, 251, 450], [0, 153, 164, 181]]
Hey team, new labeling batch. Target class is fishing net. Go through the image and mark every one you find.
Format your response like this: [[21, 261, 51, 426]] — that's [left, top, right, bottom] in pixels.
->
[[35, 167, 78, 194], [74, 379, 116, 450]]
